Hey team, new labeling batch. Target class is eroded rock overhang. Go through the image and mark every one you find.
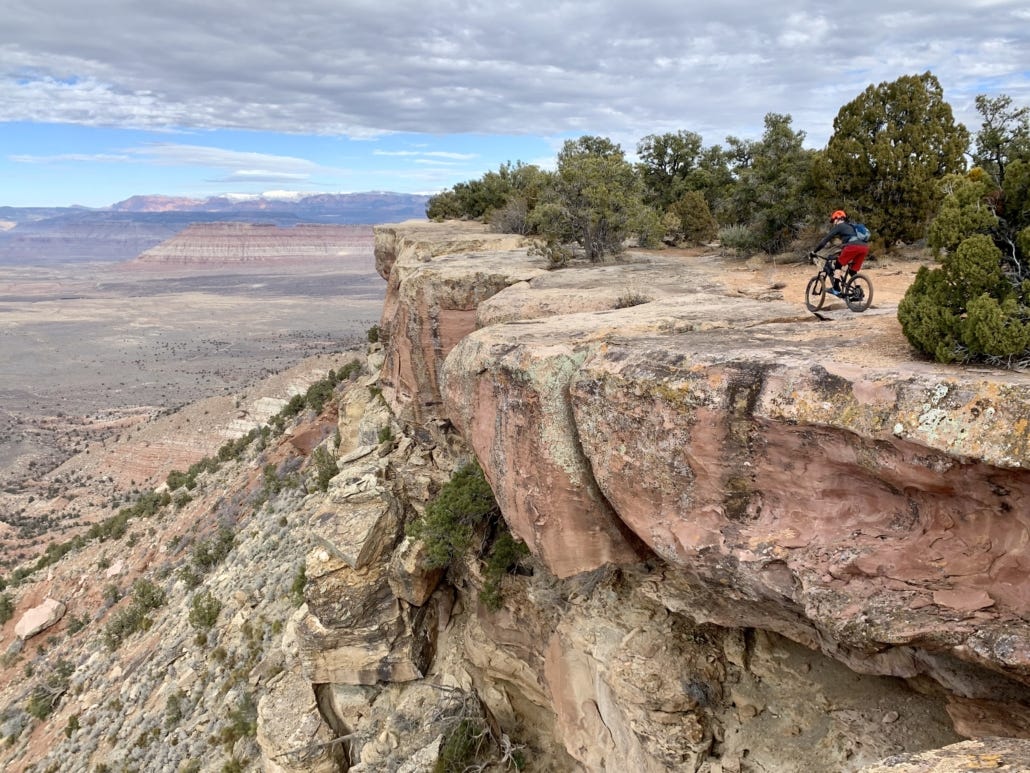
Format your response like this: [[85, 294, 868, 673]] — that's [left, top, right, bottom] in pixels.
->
[[376, 222, 1030, 690]]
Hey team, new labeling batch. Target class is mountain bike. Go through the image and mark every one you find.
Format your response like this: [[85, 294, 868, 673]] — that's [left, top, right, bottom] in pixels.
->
[[804, 251, 873, 313]]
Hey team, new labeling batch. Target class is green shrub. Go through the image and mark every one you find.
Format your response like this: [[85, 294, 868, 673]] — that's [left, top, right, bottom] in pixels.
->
[[220, 694, 257, 750], [406, 462, 498, 569], [166, 469, 191, 491], [131, 578, 166, 611], [434, 719, 488, 773], [405, 462, 527, 611], [613, 290, 652, 309], [337, 359, 362, 380], [178, 564, 202, 589], [188, 590, 223, 629], [304, 380, 334, 414], [281, 394, 306, 419], [25, 688, 58, 720], [290, 566, 307, 607], [102, 578, 167, 649], [165, 690, 186, 730], [103, 604, 147, 650], [927, 171, 998, 255], [25, 659, 74, 720], [899, 233, 1030, 363], [717, 224, 762, 256], [191, 525, 236, 572], [480, 531, 531, 612], [259, 462, 299, 498], [102, 584, 122, 605], [310, 447, 337, 493], [963, 293, 1030, 356], [0, 592, 13, 624], [669, 190, 719, 245]]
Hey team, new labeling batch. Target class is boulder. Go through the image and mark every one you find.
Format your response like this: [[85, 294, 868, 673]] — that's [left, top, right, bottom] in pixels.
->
[[256, 669, 345, 773], [15, 598, 66, 640], [388, 537, 445, 607], [297, 553, 438, 685], [314, 463, 401, 569]]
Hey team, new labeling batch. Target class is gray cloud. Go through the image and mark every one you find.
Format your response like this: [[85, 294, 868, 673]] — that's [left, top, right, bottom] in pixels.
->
[[129, 144, 323, 173], [2, 0, 1028, 145]]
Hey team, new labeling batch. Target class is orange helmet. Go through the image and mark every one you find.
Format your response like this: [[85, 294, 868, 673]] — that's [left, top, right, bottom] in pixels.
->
[[830, 210, 847, 221]]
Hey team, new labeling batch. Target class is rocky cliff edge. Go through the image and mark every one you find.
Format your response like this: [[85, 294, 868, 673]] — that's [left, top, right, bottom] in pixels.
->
[[375, 221, 1030, 750]]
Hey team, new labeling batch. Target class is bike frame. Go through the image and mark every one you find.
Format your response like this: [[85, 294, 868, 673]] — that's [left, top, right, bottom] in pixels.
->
[[806, 251, 873, 313]]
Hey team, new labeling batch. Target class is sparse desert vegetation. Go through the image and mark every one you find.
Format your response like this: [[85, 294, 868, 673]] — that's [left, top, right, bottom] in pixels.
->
[[0, 254, 383, 566]]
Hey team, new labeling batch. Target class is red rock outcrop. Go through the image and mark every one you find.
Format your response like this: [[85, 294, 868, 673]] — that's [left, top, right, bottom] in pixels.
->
[[371, 221, 1030, 756], [373, 221, 534, 421], [442, 275, 1030, 690]]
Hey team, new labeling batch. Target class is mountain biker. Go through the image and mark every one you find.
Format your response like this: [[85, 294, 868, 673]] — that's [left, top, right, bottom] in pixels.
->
[[811, 210, 869, 296]]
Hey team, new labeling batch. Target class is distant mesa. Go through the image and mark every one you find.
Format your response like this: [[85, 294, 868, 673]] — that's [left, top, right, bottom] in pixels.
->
[[106, 191, 431, 218], [132, 222, 375, 264], [0, 191, 429, 265], [109, 195, 205, 212]]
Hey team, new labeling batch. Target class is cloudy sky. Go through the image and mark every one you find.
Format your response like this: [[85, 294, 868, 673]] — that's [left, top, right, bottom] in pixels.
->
[[2, 0, 1029, 207]]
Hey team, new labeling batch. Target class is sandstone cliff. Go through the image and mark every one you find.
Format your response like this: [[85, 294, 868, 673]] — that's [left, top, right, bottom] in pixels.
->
[[365, 221, 1030, 770]]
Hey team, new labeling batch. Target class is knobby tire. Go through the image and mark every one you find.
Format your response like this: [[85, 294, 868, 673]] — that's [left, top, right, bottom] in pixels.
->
[[804, 275, 826, 312], [845, 275, 873, 312]]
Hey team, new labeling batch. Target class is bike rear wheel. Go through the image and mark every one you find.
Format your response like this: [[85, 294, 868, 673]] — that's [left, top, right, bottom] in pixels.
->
[[804, 275, 826, 311], [844, 274, 873, 312]]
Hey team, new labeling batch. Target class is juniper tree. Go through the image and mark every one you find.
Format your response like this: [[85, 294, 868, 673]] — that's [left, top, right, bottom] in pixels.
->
[[973, 94, 1030, 187], [723, 113, 818, 253], [819, 72, 968, 247], [530, 136, 657, 260], [899, 94, 1030, 366], [636, 130, 706, 211]]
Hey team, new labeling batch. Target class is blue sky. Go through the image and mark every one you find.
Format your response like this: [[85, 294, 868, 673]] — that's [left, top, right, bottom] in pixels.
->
[[3, 1, 1029, 208], [1, 123, 555, 206]]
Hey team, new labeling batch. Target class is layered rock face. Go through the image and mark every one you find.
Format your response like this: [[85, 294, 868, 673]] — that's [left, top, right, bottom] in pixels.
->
[[446, 307, 1030, 684], [371, 220, 1030, 769], [373, 221, 534, 421], [133, 222, 373, 264]]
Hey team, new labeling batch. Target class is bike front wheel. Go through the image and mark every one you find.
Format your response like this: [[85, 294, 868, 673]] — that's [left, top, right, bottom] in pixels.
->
[[845, 275, 873, 312], [804, 275, 826, 312]]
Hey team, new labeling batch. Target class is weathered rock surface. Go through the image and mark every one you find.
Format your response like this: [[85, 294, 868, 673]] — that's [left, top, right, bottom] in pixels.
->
[[257, 669, 345, 772], [428, 233, 1030, 698], [859, 737, 1030, 772], [297, 551, 438, 685], [373, 221, 534, 420], [313, 459, 401, 570], [372, 220, 1030, 767], [388, 537, 445, 606], [14, 598, 66, 640]]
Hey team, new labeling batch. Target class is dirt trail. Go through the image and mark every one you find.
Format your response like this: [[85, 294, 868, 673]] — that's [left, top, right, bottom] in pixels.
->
[[659, 247, 935, 367]]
